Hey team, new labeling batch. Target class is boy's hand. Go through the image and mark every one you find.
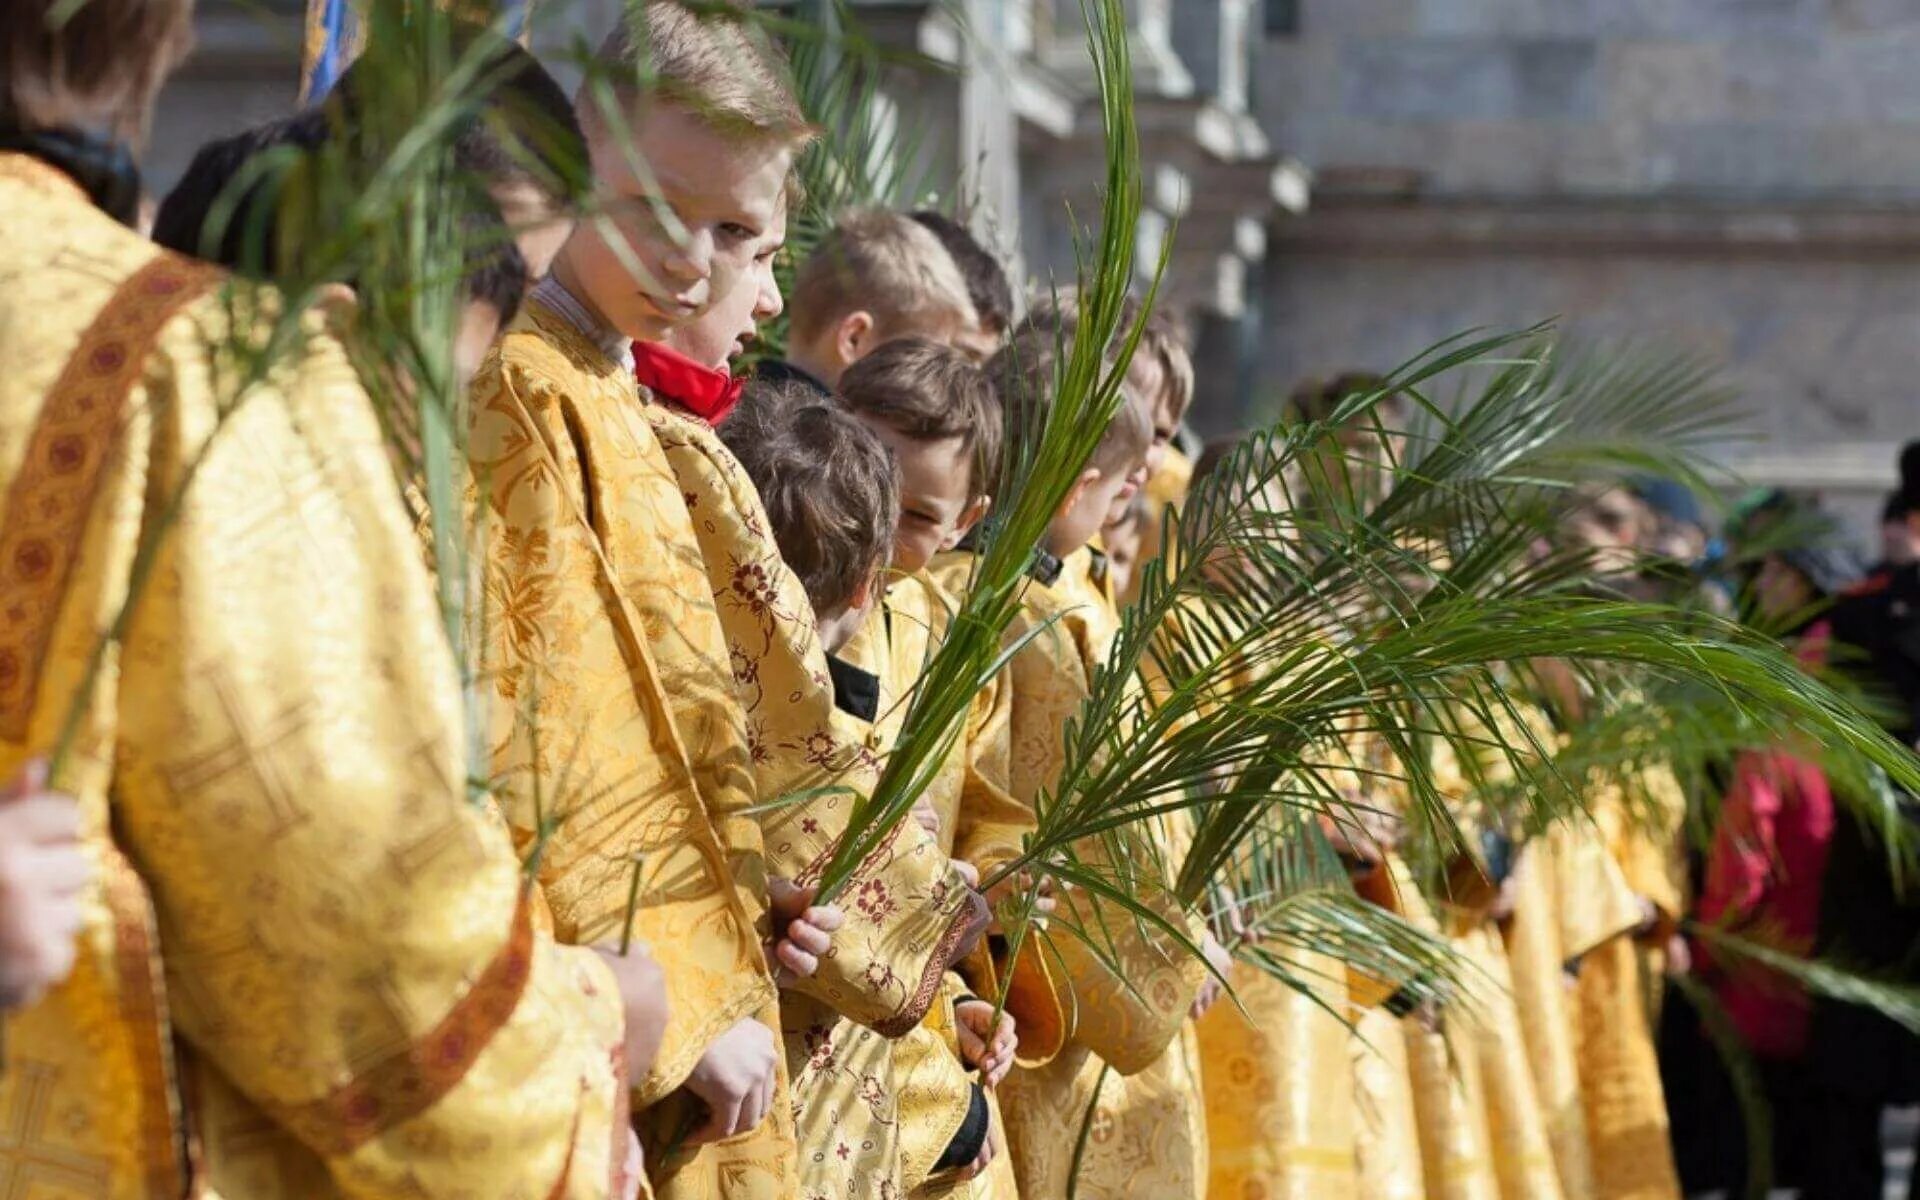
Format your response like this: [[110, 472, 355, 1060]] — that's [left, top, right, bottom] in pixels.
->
[[913, 797, 942, 838], [983, 870, 1056, 934], [683, 1018, 779, 1143], [766, 878, 843, 986], [1189, 932, 1234, 1021], [953, 999, 1017, 1088], [0, 760, 91, 1011], [590, 939, 669, 1083]]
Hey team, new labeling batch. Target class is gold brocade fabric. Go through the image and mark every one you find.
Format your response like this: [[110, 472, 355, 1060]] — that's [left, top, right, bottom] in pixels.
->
[[840, 571, 1023, 1200], [1197, 956, 1357, 1200], [1576, 767, 1685, 1200], [1458, 926, 1565, 1200], [1502, 825, 1641, 1200], [641, 405, 984, 1200], [932, 548, 1207, 1200], [1353, 1005, 1427, 1200], [0, 154, 624, 1198], [1406, 1011, 1498, 1200], [469, 304, 793, 1198], [1575, 937, 1679, 1200]]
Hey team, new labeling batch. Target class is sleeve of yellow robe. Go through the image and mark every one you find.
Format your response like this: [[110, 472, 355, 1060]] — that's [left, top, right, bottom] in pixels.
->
[[0, 243, 625, 1195], [468, 333, 776, 1104], [646, 406, 987, 1037], [984, 568, 1206, 1076]]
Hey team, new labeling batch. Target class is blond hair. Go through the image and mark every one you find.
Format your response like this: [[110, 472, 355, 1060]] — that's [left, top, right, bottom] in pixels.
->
[[789, 207, 979, 345], [591, 1, 811, 145], [3, 0, 192, 143]]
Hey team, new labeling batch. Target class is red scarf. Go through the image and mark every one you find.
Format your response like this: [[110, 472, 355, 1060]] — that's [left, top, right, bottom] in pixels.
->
[[631, 339, 745, 425]]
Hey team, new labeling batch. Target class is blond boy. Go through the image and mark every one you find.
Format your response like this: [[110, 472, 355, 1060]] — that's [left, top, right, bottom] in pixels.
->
[[929, 323, 1217, 1200], [770, 208, 985, 390], [468, 6, 825, 1195]]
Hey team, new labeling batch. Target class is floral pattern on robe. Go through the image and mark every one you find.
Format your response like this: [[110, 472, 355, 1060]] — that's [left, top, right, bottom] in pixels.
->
[[644, 405, 987, 1200], [470, 303, 794, 1199]]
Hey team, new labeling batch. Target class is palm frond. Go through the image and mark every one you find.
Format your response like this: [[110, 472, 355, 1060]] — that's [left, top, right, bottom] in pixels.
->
[[810, 0, 1157, 901]]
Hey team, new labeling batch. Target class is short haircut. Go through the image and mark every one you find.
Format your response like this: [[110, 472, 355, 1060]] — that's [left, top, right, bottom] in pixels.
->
[[589, 1, 811, 146], [152, 111, 331, 275], [153, 114, 529, 324], [2, 0, 192, 142], [789, 208, 979, 346], [836, 337, 1001, 500], [987, 322, 1152, 501], [910, 210, 1014, 337], [722, 380, 900, 616], [1024, 293, 1192, 425]]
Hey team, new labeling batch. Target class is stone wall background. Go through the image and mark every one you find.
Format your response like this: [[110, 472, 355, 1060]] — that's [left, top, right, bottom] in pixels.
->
[[145, 0, 1920, 544], [1252, 0, 1920, 541]]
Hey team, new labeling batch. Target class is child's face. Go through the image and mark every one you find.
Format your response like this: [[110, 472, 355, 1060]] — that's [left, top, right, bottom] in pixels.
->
[[1129, 356, 1172, 477], [563, 103, 792, 341], [1052, 461, 1138, 559], [662, 197, 788, 369], [856, 418, 982, 574]]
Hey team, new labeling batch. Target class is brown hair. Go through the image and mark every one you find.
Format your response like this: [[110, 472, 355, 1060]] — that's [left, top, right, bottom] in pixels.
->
[[1026, 293, 1193, 426], [836, 337, 1001, 501], [1285, 371, 1407, 426], [590, 1, 812, 146], [988, 321, 1152, 501], [722, 380, 900, 615], [3, 0, 193, 143], [789, 208, 978, 346]]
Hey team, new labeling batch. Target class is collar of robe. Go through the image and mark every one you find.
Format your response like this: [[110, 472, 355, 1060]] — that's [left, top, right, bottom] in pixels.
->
[[0, 126, 140, 226], [630, 339, 744, 425], [1027, 549, 1064, 588]]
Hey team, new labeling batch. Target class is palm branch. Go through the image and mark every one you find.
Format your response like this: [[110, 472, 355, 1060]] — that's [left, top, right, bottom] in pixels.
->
[[809, 0, 1160, 902], [978, 333, 1920, 978]]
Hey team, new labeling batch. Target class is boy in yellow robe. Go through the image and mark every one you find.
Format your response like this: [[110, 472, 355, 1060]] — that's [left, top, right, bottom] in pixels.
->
[[1104, 306, 1194, 605], [0, 3, 649, 1193], [639, 208, 999, 1195], [725, 377, 1020, 1197], [469, 8, 841, 1194], [835, 337, 1044, 1198], [934, 324, 1215, 1200]]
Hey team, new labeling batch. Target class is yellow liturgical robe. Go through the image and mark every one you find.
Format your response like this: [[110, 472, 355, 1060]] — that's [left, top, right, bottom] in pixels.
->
[[641, 403, 987, 1200], [841, 568, 1032, 1200], [1573, 767, 1687, 1200], [469, 301, 794, 1199], [0, 153, 626, 1198], [935, 547, 1208, 1200]]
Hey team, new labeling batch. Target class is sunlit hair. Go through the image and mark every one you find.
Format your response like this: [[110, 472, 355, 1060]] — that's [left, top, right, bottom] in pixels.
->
[[590, 0, 812, 147], [2, 0, 193, 143], [987, 321, 1152, 501], [789, 207, 979, 346], [909, 210, 1014, 337], [836, 337, 1001, 501], [722, 380, 900, 615], [1024, 292, 1192, 425]]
